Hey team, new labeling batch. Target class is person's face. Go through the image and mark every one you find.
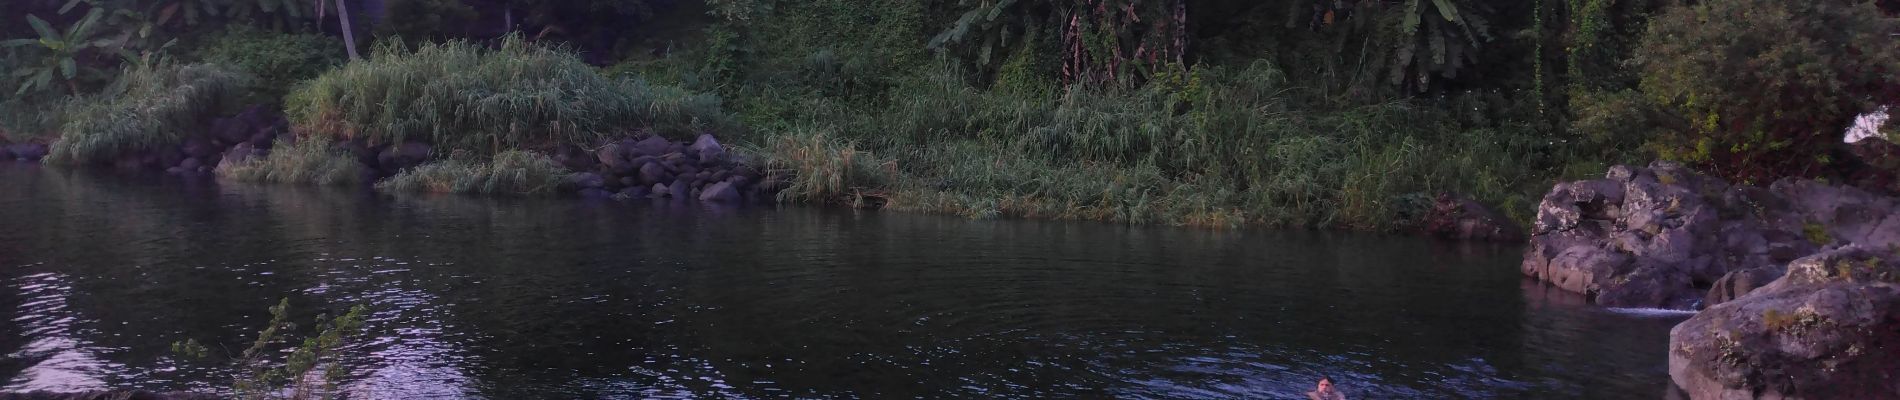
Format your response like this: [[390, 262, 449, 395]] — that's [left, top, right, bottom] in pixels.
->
[[1318, 379, 1333, 392]]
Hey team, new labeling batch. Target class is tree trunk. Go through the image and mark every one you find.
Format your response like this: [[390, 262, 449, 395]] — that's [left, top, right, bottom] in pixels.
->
[[335, 0, 360, 60]]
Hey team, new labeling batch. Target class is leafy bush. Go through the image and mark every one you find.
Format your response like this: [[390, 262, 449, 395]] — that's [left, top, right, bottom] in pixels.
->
[[46, 62, 248, 164], [216, 136, 364, 185], [172, 298, 368, 400], [286, 37, 734, 153], [375, 150, 572, 195], [196, 26, 346, 100], [1634, 0, 1900, 183]]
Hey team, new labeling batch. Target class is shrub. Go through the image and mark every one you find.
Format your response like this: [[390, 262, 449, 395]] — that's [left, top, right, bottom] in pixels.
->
[[216, 137, 364, 185], [286, 37, 733, 154], [756, 128, 894, 205], [1634, 0, 1900, 183], [46, 63, 248, 164], [756, 61, 1560, 229], [375, 150, 572, 195], [196, 26, 347, 101]]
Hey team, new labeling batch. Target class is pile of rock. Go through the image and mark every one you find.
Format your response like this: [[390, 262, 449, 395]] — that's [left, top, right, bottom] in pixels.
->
[[554, 134, 786, 204], [1522, 161, 1900, 309], [108, 105, 286, 175]]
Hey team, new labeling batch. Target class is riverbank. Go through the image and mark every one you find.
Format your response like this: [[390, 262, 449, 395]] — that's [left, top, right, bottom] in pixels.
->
[[1, 38, 1563, 238]]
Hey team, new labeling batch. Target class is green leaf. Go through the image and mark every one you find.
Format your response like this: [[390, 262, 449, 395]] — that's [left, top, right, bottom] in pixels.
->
[[1432, 0, 1459, 22], [69, 8, 105, 42], [1401, 0, 1421, 32], [27, 15, 61, 42], [31, 69, 54, 89], [0, 38, 37, 48], [59, 0, 84, 14], [59, 57, 76, 79]]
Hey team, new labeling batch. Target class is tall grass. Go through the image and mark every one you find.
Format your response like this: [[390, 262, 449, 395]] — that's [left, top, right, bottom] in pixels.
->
[[216, 137, 365, 185], [286, 36, 734, 153], [375, 150, 572, 195], [759, 61, 1558, 229], [45, 63, 248, 164]]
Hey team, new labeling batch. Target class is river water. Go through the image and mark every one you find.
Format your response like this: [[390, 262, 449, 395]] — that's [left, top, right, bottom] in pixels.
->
[[0, 165, 1688, 398]]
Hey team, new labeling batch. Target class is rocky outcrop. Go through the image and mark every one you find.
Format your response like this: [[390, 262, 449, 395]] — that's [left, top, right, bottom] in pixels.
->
[[1668, 246, 1900, 399], [1522, 161, 1900, 309]]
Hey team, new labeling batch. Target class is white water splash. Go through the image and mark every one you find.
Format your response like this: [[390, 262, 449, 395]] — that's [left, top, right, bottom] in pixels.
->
[[1604, 307, 1699, 318]]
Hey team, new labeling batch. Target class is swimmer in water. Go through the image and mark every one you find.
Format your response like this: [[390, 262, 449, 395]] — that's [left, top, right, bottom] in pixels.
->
[[1306, 375, 1346, 400]]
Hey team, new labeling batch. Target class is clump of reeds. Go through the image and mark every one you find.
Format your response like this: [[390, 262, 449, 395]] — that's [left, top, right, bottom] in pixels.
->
[[216, 136, 364, 185], [286, 36, 734, 154], [374, 150, 571, 195], [46, 63, 248, 164]]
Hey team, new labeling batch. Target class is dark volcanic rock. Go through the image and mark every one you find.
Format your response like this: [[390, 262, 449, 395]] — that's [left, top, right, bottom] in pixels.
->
[[1669, 246, 1900, 399], [691, 133, 726, 164], [571, 172, 606, 189], [699, 181, 740, 202], [1523, 162, 1900, 309], [632, 135, 671, 157], [1423, 192, 1524, 242], [6, 143, 47, 161]]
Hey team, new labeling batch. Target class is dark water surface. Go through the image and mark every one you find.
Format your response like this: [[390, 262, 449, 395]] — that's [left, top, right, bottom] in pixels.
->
[[0, 165, 1687, 399]]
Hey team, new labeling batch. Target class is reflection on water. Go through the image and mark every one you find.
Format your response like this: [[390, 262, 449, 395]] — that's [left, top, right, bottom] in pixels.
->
[[0, 165, 1688, 398], [4, 272, 118, 392]]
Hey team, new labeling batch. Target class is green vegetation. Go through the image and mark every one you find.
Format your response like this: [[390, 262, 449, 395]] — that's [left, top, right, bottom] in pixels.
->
[[1804, 222, 1834, 246], [1625, 0, 1900, 183], [217, 137, 365, 185], [196, 26, 346, 101], [376, 150, 573, 195], [5, 0, 1897, 230], [47, 62, 247, 164], [759, 62, 1551, 228], [285, 37, 732, 153], [174, 298, 369, 400], [3, 9, 117, 96]]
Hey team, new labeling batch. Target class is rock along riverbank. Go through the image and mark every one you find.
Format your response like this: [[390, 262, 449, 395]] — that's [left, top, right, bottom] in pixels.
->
[[1522, 161, 1900, 399]]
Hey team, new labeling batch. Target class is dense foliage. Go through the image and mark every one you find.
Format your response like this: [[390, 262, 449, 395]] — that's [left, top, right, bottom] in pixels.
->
[[285, 37, 731, 152], [47, 62, 248, 164], [4, 0, 1898, 229], [1632, 0, 1900, 183]]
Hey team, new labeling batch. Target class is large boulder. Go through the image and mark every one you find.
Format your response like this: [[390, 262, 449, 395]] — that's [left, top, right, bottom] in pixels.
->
[[1523, 162, 1900, 309], [1668, 246, 1900, 399], [699, 181, 740, 203], [690, 133, 726, 165], [632, 135, 672, 157], [375, 142, 433, 173], [1422, 192, 1524, 242]]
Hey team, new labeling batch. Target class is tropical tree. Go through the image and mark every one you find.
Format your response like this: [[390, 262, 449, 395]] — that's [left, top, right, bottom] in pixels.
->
[[930, 0, 1189, 85], [2, 9, 121, 96]]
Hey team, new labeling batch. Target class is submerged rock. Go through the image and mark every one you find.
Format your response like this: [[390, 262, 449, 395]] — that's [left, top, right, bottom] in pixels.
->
[[1523, 162, 1900, 309], [1668, 246, 1900, 399]]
